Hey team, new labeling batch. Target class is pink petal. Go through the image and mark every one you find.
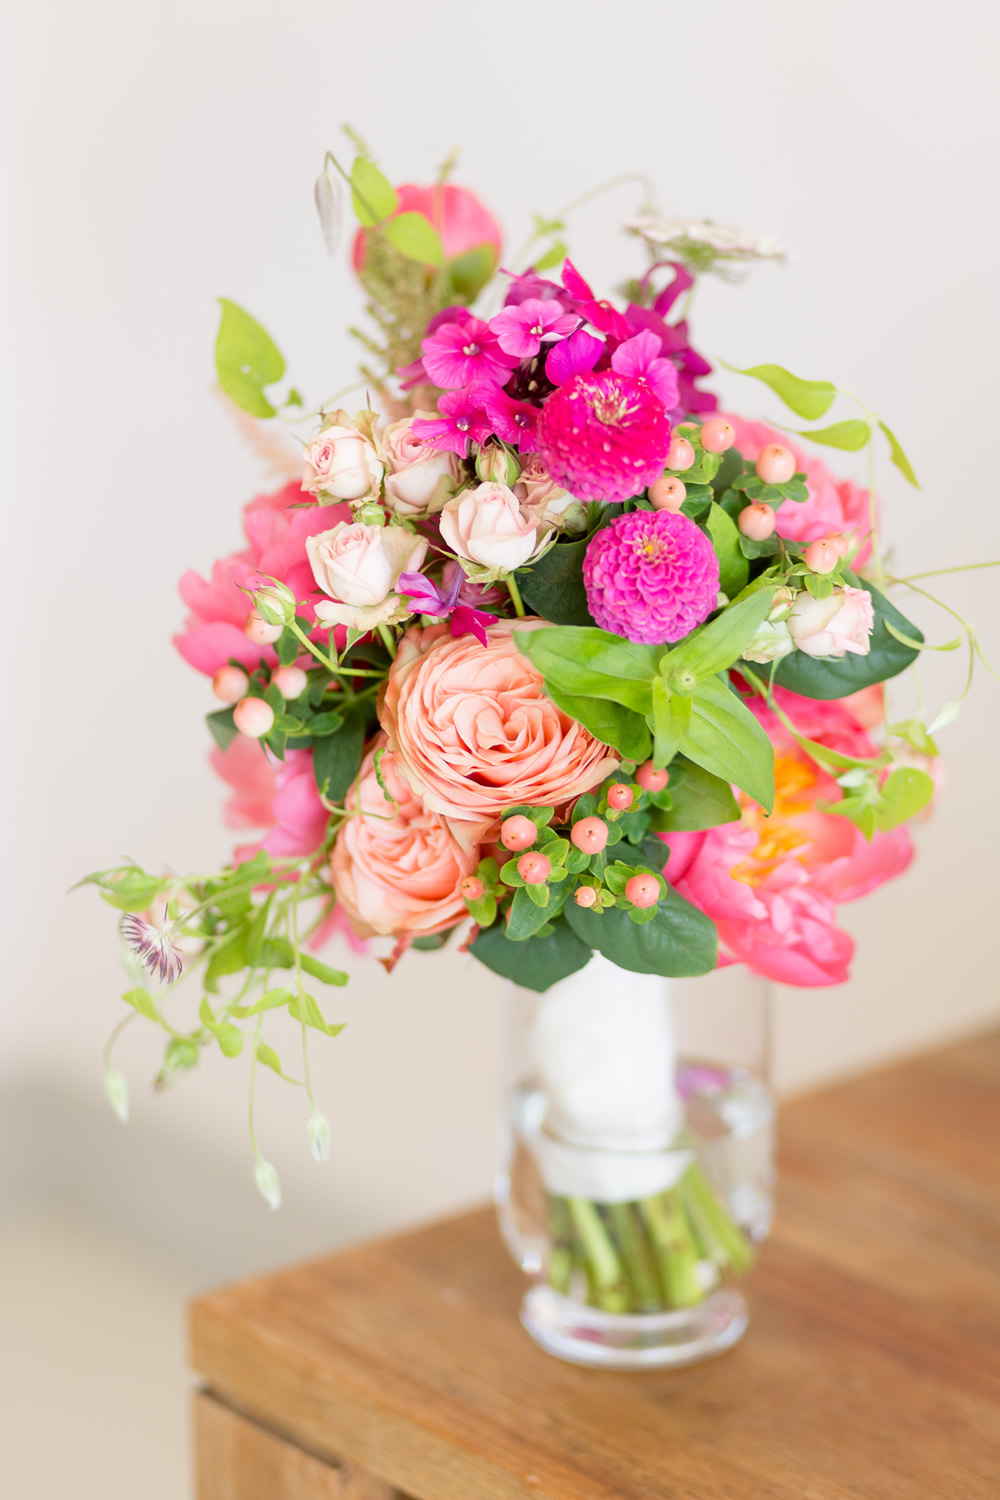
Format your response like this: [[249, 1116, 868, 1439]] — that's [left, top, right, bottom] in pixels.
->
[[544, 329, 604, 385]]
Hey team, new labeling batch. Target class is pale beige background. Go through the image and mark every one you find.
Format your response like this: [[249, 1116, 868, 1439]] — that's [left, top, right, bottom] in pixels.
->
[[1, 0, 999, 1493]]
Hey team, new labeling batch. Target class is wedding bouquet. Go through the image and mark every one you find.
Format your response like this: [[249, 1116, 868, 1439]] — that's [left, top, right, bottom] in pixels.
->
[[82, 144, 987, 1359]]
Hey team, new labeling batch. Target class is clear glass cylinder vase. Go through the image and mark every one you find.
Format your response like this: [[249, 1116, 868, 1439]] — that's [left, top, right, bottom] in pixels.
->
[[495, 953, 775, 1370]]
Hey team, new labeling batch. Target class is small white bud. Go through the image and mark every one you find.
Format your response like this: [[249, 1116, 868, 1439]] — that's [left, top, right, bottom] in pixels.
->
[[307, 1112, 331, 1163], [314, 169, 343, 256], [103, 1066, 129, 1124], [254, 1159, 282, 1211]]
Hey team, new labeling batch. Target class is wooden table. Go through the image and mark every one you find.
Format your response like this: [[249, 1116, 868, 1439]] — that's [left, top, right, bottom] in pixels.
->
[[189, 1030, 1000, 1499]]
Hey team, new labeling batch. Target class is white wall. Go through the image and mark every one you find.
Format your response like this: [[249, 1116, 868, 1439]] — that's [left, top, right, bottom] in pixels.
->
[[2, 0, 998, 1235]]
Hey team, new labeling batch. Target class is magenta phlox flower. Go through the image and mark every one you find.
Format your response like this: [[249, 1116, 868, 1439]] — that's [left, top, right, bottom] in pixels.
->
[[488, 298, 578, 359], [544, 328, 605, 387], [396, 304, 471, 389], [412, 388, 493, 457], [611, 330, 680, 409], [561, 258, 633, 341], [643, 261, 694, 318], [398, 569, 495, 647], [501, 269, 567, 306], [421, 314, 518, 389], [482, 384, 539, 449], [624, 304, 718, 418]]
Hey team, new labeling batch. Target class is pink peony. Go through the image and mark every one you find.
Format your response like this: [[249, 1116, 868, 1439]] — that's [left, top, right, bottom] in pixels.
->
[[210, 737, 329, 859], [583, 510, 720, 644], [380, 620, 618, 837], [174, 481, 349, 676], [722, 413, 875, 566], [535, 369, 671, 502], [661, 687, 913, 986], [330, 741, 478, 939]]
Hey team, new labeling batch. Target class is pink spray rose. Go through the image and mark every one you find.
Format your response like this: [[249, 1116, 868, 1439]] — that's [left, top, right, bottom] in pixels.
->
[[722, 413, 874, 565], [210, 737, 329, 859], [302, 412, 384, 501], [439, 482, 552, 574], [174, 481, 349, 676], [380, 414, 461, 518], [380, 621, 618, 838], [787, 585, 874, 658], [306, 522, 428, 631], [661, 687, 913, 986], [330, 741, 479, 939]]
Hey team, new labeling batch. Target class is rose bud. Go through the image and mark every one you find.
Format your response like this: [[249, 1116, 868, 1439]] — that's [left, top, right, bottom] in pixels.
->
[[500, 815, 538, 851], [253, 580, 296, 627], [233, 697, 275, 738], [212, 666, 249, 703], [475, 440, 522, 488]]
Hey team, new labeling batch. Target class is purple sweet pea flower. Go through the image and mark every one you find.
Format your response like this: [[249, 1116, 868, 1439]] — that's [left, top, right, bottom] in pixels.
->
[[398, 570, 496, 648], [488, 298, 578, 359], [411, 388, 494, 458]]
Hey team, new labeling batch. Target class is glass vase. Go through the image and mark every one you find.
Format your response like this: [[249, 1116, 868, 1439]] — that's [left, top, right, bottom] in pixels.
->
[[495, 953, 774, 1370]]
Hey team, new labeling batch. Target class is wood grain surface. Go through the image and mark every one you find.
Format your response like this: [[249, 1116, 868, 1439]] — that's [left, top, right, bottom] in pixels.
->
[[190, 1029, 1000, 1500]]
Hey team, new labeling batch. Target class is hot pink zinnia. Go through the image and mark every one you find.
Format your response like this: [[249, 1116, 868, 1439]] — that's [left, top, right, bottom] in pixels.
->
[[535, 370, 671, 503], [583, 510, 720, 644]]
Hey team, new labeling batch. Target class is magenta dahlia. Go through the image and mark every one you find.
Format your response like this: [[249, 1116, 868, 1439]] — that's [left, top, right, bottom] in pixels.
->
[[535, 370, 671, 503], [582, 510, 720, 644]]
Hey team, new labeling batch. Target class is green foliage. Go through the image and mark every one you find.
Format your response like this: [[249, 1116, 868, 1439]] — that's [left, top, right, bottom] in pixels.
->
[[546, 689, 652, 762], [772, 574, 923, 698], [313, 707, 366, 801], [80, 867, 167, 913], [878, 419, 920, 488], [122, 987, 159, 1022], [534, 239, 568, 271], [206, 706, 238, 751], [288, 991, 345, 1037], [564, 886, 717, 977], [651, 758, 741, 832], [215, 300, 286, 419], [350, 157, 397, 225], [705, 504, 749, 598], [383, 212, 444, 267], [680, 676, 774, 811], [447, 245, 497, 301], [515, 535, 596, 626], [875, 767, 935, 830], [470, 919, 592, 991], [788, 419, 870, 452], [720, 360, 836, 420]]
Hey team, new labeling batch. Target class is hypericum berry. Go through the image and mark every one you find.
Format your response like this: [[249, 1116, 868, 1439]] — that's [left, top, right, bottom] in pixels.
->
[[606, 783, 635, 812], [635, 762, 669, 793], [245, 609, 283, 646], [233, 696, 275, 739], [500, 814, 538, 851], [805, 538, 840, 575], [738, 503, 777, 541], [625, 873, 660, 908], [518, 851, 551, 885], [271, 665, 308, 700], [212, 666, 249, 703], [460, 876, 484, 901], [700, 418, 735, 454], [574, 886, 598, 908], [754, 444, 796, 485], [571, 817, 609, 853], [827, 531, 853, 558], [666, 436, 696, 471], [648, 476, 687, 511]]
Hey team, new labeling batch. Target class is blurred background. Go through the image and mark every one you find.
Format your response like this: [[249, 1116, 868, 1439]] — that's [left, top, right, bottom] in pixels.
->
[[2, 0, 998, 1493]]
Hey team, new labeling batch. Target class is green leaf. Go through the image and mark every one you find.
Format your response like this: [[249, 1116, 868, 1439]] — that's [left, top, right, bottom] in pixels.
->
[[447, 244, 497, 301], [121, 987, 159, 1022], [230, 986, 293, 1018], [350, 157, 397, 226], [288, 991, 345, 1037], [307, 711, 345, 737], [245, 896, 271, 967], [720, 361, 836, 420], [787, 419, 870, 452], [313, 707, 365, 802], [254, 1040, 299, 1083], [96, 871, 168, 912], [875, 767, 935, 830], [507, 883, 567, 940], [705, 504, 749, 598], [565, 886, 717, 978], [383, 211, 444, 267], [773, 573, 923, 699], [214, 299, 286, 420], [211, 1022, 244, 1058], [204, 925, 249, 987], [651, 758, 741, 831], [651, 679, 690, 768], [681, 675, 774, 812], [411, 931, 453, 951], [667, 588, 776, 682], [546, 688, 652, 761], [206, 706, 238, 751], [878, 420, 920, 489], [534, 239, 568, 271], [516, 627, 661, 714], [275, 629, 299, 667], [884, 620, 960, 653], [470, 919, 592, 992], [514, 536, 596, 626]]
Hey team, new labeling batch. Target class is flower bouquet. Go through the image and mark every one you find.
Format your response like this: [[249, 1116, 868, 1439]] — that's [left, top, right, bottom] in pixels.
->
[[81, 144, 988, 1369]]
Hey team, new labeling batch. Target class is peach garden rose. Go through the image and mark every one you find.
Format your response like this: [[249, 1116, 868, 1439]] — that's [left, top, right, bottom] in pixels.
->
[[379, 619, 618, 834], [329, 741, 478, 938]]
